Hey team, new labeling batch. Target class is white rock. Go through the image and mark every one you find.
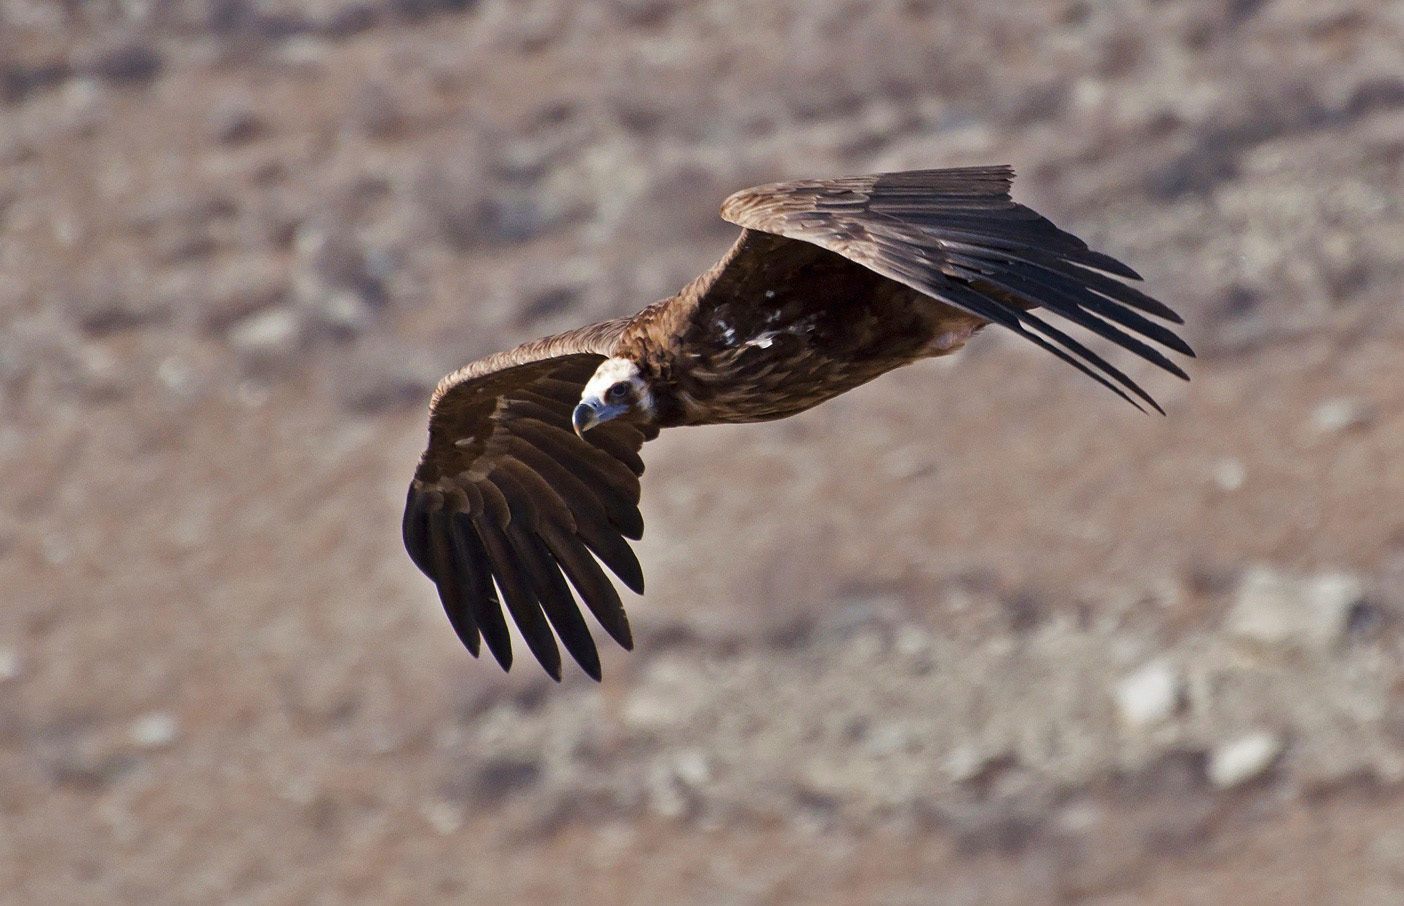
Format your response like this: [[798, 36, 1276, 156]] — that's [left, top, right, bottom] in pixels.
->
[[41, 534, 71, 566], [1211, 458, 1246, 491], [674, 750, 711, 788], [621, 660, 703, 731], [129, 711, 179, 749], [1226, 565, 1362, 653], [1114, 661, 1182, 728], [422, 801, 463, 835], [0, 647, 21, 683], [228, 309, 300, 360], [1208, 731, 1284, 789], [647, 762, 688, 819], [1311, 398, 1373, 435], [895, 625, 932, 658], [941, 744, 991, 784], [156, 356, 196, 396], [278, 37, 332, 66]]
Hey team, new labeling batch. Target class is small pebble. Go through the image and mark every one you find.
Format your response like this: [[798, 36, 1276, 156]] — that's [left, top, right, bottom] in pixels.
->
[[129, 712, 179, 749], [422, 801, 463, 835], [895, 624, 931, 658], [0, 647, 21, 683], [1114, 660, 1182, 728], [942, 744, 991, 784], [208, 101, 265, 145], [1208, 731, 1283, 788], [156, 356, 196, 396], [1211, 457, 1246, 491], [674, 750, 711, 788], [1311, 398, 1373, 435], [1227, 566, 1362, 653], [42, 534, 71, 566], [228, 308, 300, 361]]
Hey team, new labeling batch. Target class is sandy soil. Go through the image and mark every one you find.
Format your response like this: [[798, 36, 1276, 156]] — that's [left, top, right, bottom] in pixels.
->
[[3, 1, 1404, 902]]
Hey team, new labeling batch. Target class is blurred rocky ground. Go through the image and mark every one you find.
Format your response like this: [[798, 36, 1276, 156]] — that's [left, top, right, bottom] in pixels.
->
[[3, 0, 1404, 902]]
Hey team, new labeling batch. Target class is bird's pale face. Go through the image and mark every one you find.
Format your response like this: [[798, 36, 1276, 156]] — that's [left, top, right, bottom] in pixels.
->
[[574, 357, 654, 436]]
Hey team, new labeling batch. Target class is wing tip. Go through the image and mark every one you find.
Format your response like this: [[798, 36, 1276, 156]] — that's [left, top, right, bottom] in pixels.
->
[[487, 642, 513, 673]]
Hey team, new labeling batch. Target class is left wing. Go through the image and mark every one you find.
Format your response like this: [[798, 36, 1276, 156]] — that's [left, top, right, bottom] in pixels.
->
[[716, 165, 1193, 412]]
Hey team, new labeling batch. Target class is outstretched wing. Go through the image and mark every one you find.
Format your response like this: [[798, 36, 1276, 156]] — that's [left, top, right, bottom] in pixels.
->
[[711, 166, 1192, 412], [403, 319, 656, 681]]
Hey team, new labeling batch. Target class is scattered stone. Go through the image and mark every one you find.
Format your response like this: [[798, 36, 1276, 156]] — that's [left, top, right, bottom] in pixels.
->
[[83, 43, 164, 86], [277, 37, 333, 68], [1207, 731, 1284, 789], [0, 647, 21, 683], [467, 755, 543, 806], [386, 0, 471, 22], [126, 192, 237, 236], [330, 340, 440, 413], [67, 279, 170, 335], [51, 752, 139, 791], [417, 152, 569, 250], [516, 284, 583, 328], [320, 3, 379, 37], [129, 712, 180, 749], [1211, 457, 1246, 491], [228, 308, 302, 362], [1226, 566, 1364, 654], [613, 0, 677, 27], [647, 760, 695, 819], [0, 129, 35, 166], [0, 59, 72, 104], [208, 100, 265, 145], [236, 380, 270, 409], [1311, 397, 1373, 435], [621, 660, 705, 732], [942, 744, 994, 784], [674, 750, 711, 788], [309, 290, 374, 337], [41, 534, 71, 566], [1346, 76, 1404, 118], [292, 222, 388, 339], [421, 800, 463, 835], [74, 344, 131, 402], [1114, 660, 1183, 728], [196, 255, 288, 333], [894, 624, 932, 659], [348, 81, 406, 139]]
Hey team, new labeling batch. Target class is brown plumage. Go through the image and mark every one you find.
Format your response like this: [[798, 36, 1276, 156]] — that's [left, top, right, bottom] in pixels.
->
[[404, 166, 1193, 680]]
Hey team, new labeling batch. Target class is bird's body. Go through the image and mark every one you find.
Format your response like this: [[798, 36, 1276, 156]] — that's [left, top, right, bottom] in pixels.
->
[[618, 233, 988, 428], [405, 166, 1193, 680]]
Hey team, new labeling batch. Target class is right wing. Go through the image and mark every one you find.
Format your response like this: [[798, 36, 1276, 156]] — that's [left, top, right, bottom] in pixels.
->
[[403, 320, 656, 681]]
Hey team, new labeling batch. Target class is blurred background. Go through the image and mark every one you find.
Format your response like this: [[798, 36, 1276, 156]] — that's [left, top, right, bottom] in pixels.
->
[[3, 0, 1404, 902]]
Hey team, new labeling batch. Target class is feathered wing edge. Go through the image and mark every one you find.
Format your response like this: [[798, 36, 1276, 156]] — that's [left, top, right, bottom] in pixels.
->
[[720, 166, 1193, 413], [405, 323, 655, 681]]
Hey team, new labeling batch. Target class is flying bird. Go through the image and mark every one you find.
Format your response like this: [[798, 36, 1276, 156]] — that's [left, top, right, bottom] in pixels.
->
[[403, 166, 1192, 680]]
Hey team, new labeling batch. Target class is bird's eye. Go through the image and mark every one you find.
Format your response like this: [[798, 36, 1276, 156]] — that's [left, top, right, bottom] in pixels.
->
[[606, 383, 629, 401]]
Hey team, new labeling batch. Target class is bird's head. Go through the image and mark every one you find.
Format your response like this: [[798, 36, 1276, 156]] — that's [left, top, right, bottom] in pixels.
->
[[574, 357, 654, 437]]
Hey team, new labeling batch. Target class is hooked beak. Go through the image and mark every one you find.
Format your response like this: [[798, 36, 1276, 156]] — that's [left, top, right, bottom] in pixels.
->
[[572, 398, 627, 438]]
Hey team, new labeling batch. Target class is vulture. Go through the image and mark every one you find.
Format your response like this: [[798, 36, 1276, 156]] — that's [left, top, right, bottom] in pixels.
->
[[404, 166, 1192, 680]]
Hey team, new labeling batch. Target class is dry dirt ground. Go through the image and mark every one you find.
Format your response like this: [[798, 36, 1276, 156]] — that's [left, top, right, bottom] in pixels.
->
[[4, 1, 1404, 903]]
